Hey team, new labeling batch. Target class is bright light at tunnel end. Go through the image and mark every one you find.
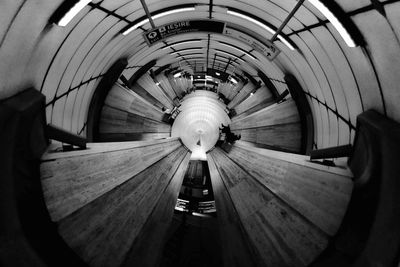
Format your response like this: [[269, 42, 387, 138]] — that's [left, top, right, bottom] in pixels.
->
[[307, 0, 356, 47], [57, 0, 92, 27], [122, 7, 196, 35]]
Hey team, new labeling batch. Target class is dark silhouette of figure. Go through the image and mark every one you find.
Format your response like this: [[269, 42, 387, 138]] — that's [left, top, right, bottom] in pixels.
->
[[219, 124, 241, 144]]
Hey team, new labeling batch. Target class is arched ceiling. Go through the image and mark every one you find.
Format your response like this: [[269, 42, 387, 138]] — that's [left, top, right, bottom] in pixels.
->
[[1, 0, 400, 151]]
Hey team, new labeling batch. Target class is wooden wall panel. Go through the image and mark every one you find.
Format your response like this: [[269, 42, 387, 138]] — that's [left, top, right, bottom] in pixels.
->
[[40, 138, 181, 221], [231, 99, 301, 153], [136, 74, 174, 109], [238, 123, 302, 152], [99, 106, 170, 133], [156, 74, 178, 102], [56, 146, 188, 267], [98, 132, 170, 141], [208, 148, 334, 267], [218, 81, 243, 101], [233, 85, 275, 118], [121, 152, 191, 267], [228, 83, 257, 109], [225, 143, 353, 235], [207, 154, 259, 267], [99, 84, 171, 141], [106, 84, 165, 122]]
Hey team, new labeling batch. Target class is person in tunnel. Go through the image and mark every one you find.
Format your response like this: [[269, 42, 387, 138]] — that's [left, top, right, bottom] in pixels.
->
[[219, 124, 241, 144]]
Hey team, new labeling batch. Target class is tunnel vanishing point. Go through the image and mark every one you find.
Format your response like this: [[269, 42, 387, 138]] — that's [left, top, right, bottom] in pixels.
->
[[1, 1, 400, 267]]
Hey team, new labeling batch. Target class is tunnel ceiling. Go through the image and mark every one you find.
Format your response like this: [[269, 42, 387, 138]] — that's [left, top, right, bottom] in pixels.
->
[[1, 0, 400, 150]]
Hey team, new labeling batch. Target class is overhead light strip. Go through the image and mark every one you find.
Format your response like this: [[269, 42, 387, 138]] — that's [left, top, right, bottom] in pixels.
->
[[227, 10, 295, 50], [307, 0, 356, 47], [123, 7, 195, 35], [57, 0, 92, 26]]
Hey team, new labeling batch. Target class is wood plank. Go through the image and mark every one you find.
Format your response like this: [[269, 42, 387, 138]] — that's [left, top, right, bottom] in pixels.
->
[[207, 153, 259, 267], [234, 85, 274, 117], [40, 139, 182, 221], [231, 99, 300, 129], [57, 146, 188, 267], [98, 132, 170, 142], [209, 148, 329, 267], [99, 106, 170, 134], [41, 138, 178, 160], [105, 84, 165, 122], [231, 99, 301, 153], [228, 83, 257, 109], [121, 152, 191, 267], [156, 74, 178, 101], [234, 123, 302, 152], [225, 144, 353, 235], [136, 74, 174, 109]]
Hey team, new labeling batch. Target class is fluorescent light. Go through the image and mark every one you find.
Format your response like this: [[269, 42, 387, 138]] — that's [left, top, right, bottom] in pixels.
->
[[174, 72, 182, 78], [175, 207, 185, 211], [123, 7, 195, 35], [307, 0, 356, 47], [215, 72, 220, 76], [218, 42, 257, 60], [227, 10, 295, 50], [57, 0, 92, 26], [229, 77, 238, 84]]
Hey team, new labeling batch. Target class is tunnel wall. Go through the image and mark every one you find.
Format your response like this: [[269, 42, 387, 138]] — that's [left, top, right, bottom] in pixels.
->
[[40, 138, 190, 266], [98, 83, 171, 141], [233, 84, 275, 118], [230, 99, 302, 153], [40, 137, 181, 221], [207, 144, 353, 267]]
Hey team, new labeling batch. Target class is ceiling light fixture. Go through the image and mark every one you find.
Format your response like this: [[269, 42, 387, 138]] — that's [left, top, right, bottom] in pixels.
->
[[123, 7, 195, 35], [57, 0, 92, 26], [229, 77, 238, 84], [307, 0, 356, 47], [227, 10, 295, 50]]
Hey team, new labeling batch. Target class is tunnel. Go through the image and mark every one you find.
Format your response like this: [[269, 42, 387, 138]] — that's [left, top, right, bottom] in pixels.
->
[[1, 1, 400, 267]]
